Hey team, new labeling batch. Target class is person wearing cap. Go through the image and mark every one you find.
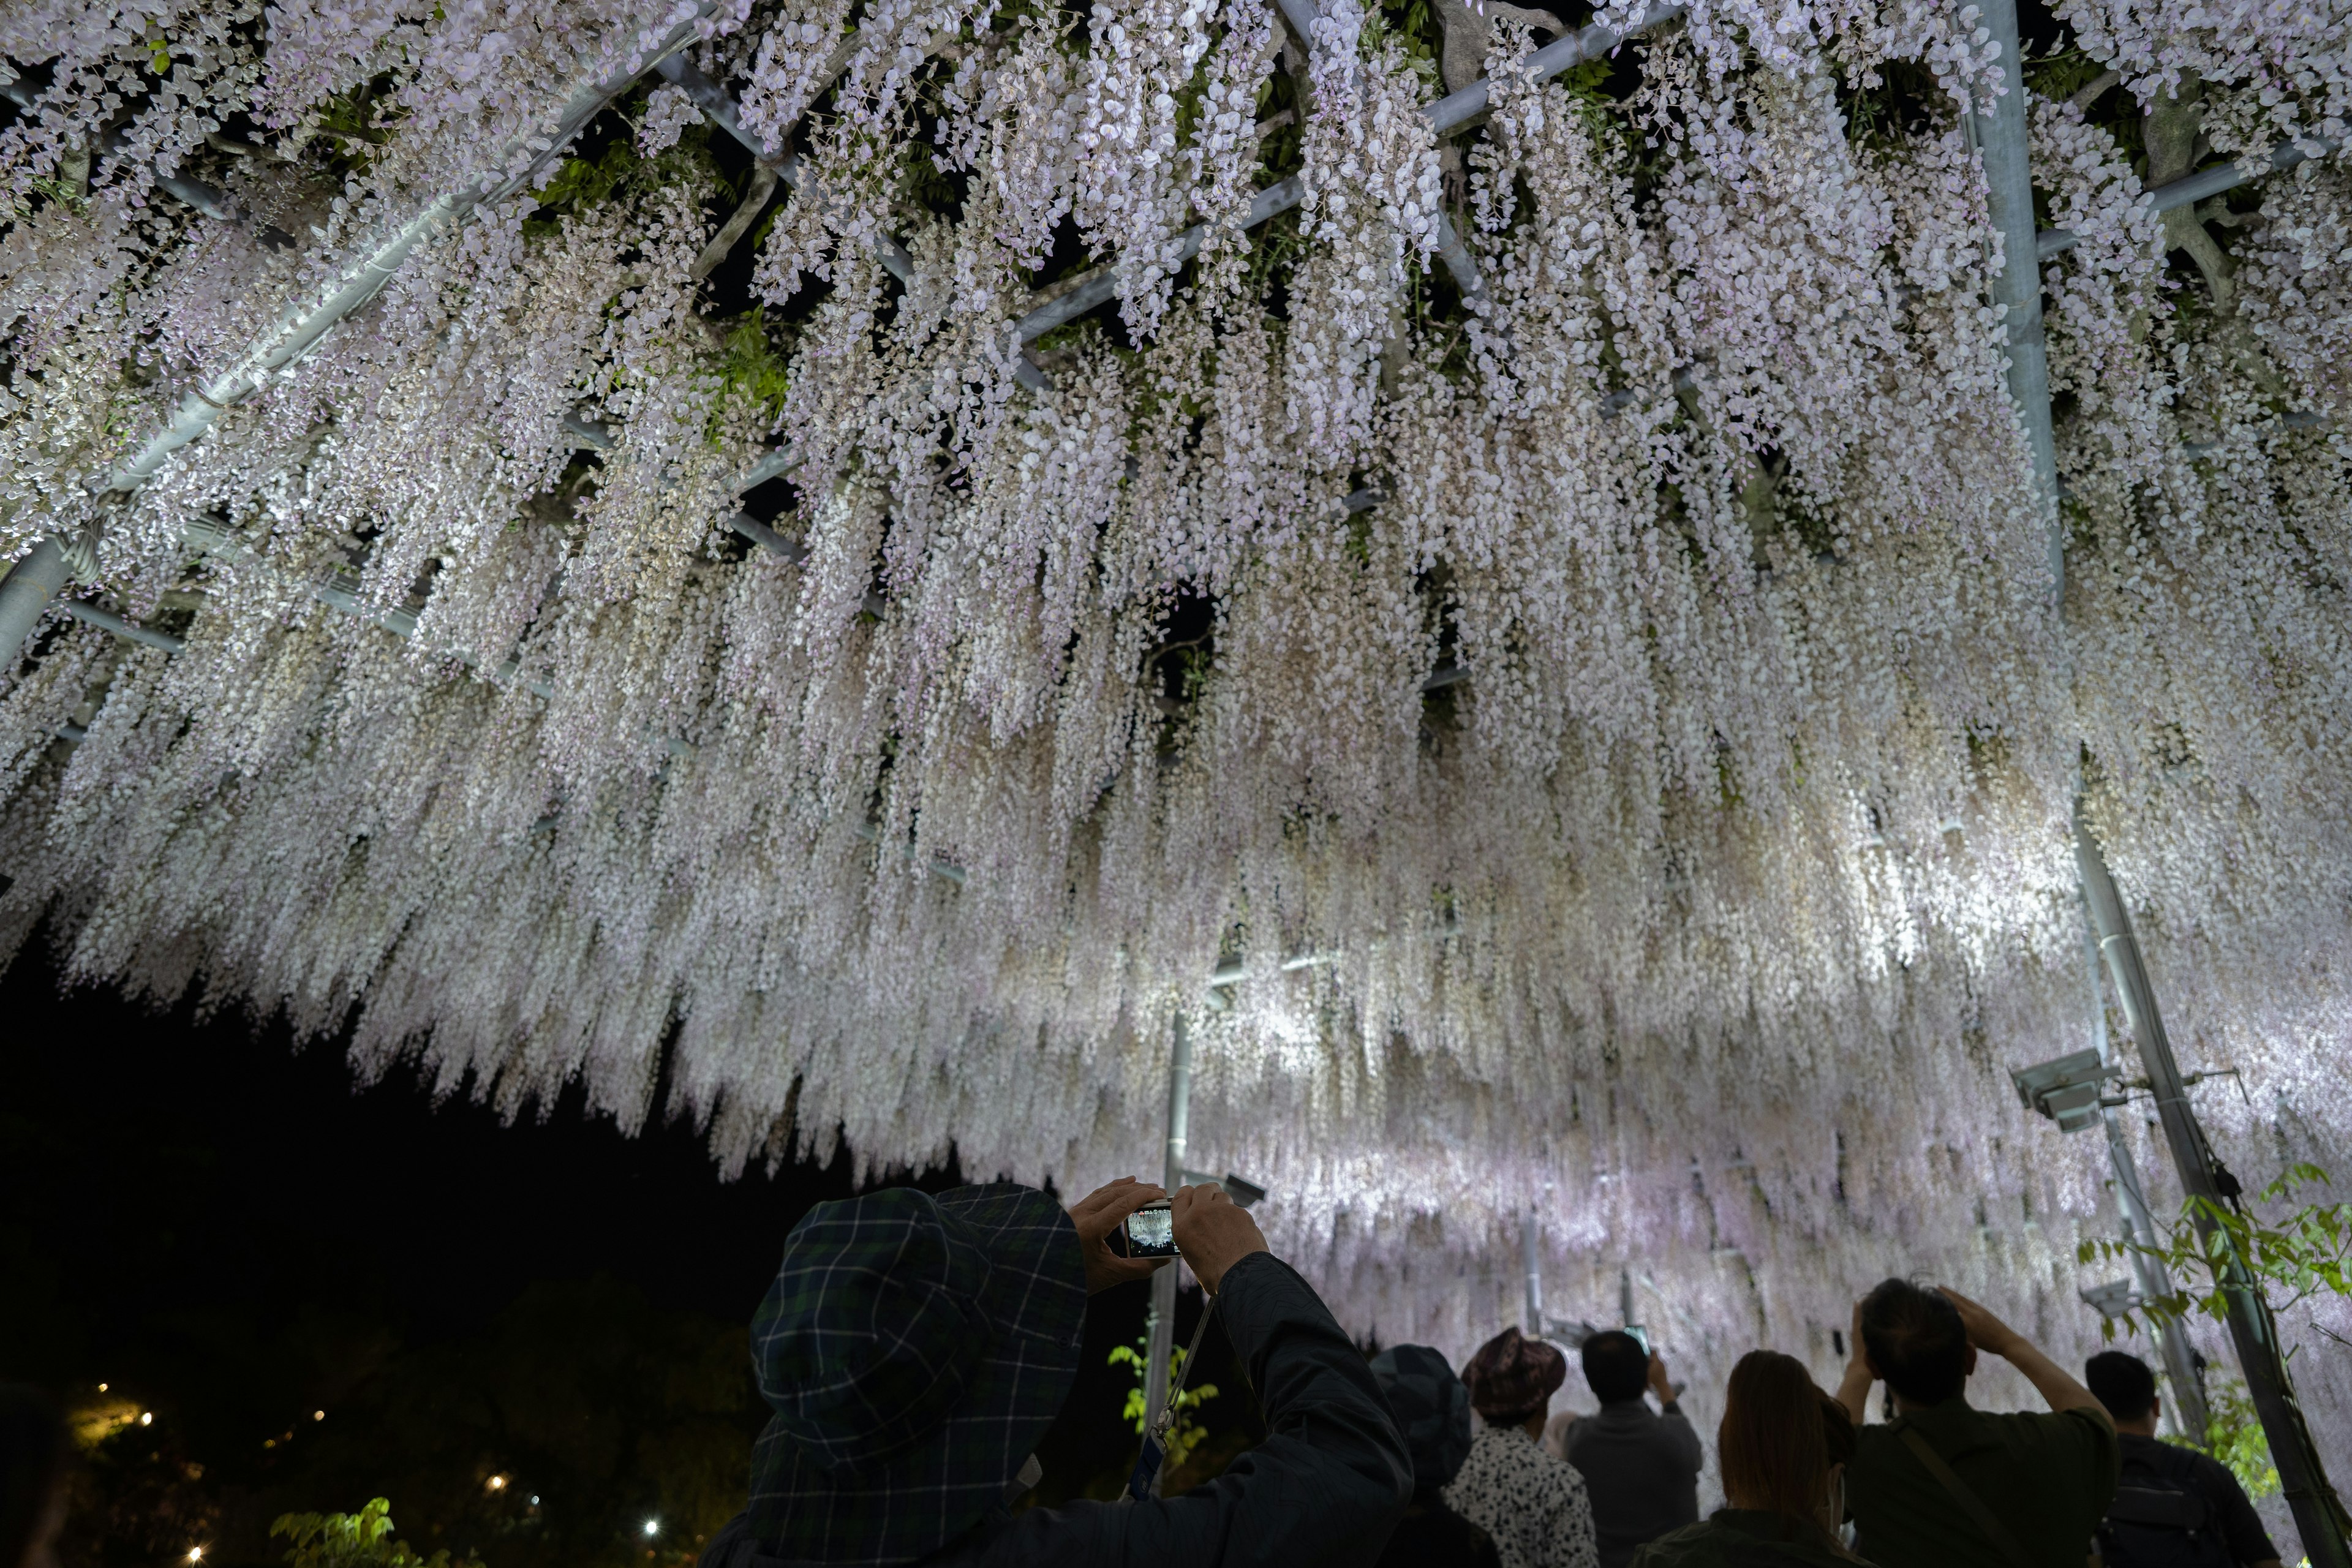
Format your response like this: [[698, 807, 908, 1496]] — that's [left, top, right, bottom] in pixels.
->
[[1369, 1345, 1504, 1568], [696, 1176, 1411, 1567], [1447, 1327, 1599, 1568]]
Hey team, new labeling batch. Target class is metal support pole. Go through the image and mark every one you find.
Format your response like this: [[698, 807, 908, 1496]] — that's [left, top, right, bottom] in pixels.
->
[[1962, 0, 2347, 1551], [1965, 0, 2063, 588], [2083, 922, 2210, 1442], [0, 538, 70, 666], [1522, 1207, 1545, 1335], [2076, 818, 2351, 1565], [1141, 1011, 1193, 1481]]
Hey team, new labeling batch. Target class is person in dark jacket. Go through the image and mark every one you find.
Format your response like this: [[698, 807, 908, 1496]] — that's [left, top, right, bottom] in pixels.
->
[[696, 1177, 1411, 1568], [1836, 1280, 2118, 1568], [1632, 1351, 1870, 1568], [1559, 1332, 1704, 1568], [1, 1386, 69, 1568], [1370, 1344, 1504, 1568], [2084, 1351, 2281, 1568]]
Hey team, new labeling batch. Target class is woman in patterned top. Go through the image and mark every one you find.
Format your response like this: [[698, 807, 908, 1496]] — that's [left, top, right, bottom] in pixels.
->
[[1446, 1327, 1603, 1568]]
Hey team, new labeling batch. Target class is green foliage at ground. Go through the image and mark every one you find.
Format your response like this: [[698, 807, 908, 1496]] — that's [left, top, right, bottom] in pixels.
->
[[273, 1498, 483, 1568], [1110, 1332, 1221, 1474]]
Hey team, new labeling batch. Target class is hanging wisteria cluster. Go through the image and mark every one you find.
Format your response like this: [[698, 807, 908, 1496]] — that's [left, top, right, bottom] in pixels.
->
[[2, 0, 2350, 1521]]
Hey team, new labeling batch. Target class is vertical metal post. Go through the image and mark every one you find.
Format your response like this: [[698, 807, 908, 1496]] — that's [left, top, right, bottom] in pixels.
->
[[2084, 922, 2211, 1442], [1965, 0, 2064, 589], [1141, 1010, 1193, 1479], [1963, 0, 2347, 1550], [2076, 819, 2351, 1566], [0, 538, 70, 666], [1522, 1207, 1545, 1334]]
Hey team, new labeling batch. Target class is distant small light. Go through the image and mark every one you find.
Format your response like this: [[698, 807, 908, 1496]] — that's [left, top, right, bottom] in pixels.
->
[[488, 1476, 507, 1491], [140, 1412, 154, 1427], [188, 1549, 205, 1562], [314, 1411, 325, 1422], [643, 1520, 661, 1537], [97, 1383, 108, 1392], [264, 1440, 276, 1450]]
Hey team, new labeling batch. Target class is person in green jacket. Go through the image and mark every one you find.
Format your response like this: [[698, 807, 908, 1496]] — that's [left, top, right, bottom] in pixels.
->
[[1631, 1351, 1870, 1568], [1836, 1280, 2119, 1568]]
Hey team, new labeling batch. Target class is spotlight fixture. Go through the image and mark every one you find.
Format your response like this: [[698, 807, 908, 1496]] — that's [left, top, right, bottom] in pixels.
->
[[2078, 1279, 2141, 1319], [1180, 1169, 1270, 1210], [2010, 1050, 2116, 1134]]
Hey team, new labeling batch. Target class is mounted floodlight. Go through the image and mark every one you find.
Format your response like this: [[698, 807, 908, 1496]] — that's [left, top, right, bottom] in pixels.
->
[[2011, 1049, 2114, 1134], [2079, 1278, 2140, 1319], [1543, 1318, 1600, 1348], [1183, 1169, 1270, 1209]]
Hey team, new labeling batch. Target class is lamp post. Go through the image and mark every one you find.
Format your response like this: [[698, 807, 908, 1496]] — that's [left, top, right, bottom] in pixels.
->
[[2076, 821, 2350, 1562], [2081, 924, 2210, 1443], [1965, 0, 2348, 1551]]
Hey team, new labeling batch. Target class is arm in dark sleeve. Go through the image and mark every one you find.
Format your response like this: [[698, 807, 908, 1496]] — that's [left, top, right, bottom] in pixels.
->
[[2059, 1406, 2122, 1515], [956, 1251, 1412, 1568], [1659, 1409, 1704, 1474], [2195, 1455, 2282, 1566]]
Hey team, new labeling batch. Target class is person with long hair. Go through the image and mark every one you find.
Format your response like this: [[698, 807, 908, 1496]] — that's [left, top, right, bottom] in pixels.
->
[[1629, 1352, 1869, 1568]]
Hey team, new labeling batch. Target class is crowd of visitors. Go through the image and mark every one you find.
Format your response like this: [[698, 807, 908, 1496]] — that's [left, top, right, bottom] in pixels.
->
[[662, 1177, 2294, 1568], [0, 1175, 2293, 1568]]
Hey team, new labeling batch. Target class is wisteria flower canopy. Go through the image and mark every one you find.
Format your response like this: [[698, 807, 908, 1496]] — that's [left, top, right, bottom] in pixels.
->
[[2, 0, 2350, 1455]]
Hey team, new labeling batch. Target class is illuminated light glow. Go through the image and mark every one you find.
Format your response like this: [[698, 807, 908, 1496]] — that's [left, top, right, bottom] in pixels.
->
[[188, 1549, 204, 1561], [0, 0, 2348, 1485], [313, 1411, 325, 1421], [96, 1383, 107, 1392], [139, 1413, 153, 1427], [643, 1521, 661, 1537], [488, 1476, 508, 1491]]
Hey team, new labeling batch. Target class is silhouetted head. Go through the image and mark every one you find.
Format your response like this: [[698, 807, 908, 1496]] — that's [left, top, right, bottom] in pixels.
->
[[1581, 1330, 1651, 1405], [1858, 1279, 1971, 1406], [2085, 1351, 2158, 1426]]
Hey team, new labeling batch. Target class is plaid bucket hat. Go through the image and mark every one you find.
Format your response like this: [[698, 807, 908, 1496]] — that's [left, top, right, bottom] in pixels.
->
[[1462, 1325, 1568, 1424], [1370, 1344, 1474, 1495], [744, 1183, 1087, 1565]]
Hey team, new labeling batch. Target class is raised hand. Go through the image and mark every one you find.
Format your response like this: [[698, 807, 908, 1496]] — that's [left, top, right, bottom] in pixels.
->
[[1067, 1177, 1170, 1295], [1934, 1284, 2022, 1359], [1170, 1182, 1269, 1295]]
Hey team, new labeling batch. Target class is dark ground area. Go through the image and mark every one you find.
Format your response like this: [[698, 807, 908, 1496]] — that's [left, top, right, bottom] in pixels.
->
[[0, 943, 1261, 1568]]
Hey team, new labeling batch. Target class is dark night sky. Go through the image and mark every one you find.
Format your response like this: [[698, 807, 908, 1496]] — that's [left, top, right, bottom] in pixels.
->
[[0, 937, 1247, 1558]]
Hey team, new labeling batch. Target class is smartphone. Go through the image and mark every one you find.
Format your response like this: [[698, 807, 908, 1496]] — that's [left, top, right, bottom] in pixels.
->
[[1624, 1324, 1653, 1356], [1117, 1200, 1179, 1258]]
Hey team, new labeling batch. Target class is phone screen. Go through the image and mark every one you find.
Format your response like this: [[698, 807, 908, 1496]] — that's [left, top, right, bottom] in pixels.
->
[[1124, 1204, 1178, 1256], [1625, 1324, 1652, 1355]]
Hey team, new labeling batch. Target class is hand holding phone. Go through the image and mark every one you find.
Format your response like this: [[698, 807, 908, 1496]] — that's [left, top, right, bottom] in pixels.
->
[[1067, 1178, 1169, 1294]]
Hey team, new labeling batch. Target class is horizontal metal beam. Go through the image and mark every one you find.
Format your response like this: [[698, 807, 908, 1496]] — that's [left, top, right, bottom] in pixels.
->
[[96, 9, 722, 497], [2038, 137, 2337, 259]]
